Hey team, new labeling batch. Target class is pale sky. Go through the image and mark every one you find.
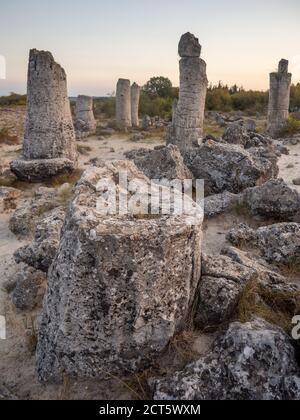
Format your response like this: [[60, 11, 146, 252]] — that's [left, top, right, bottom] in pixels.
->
[[0, 0, 299, 96]]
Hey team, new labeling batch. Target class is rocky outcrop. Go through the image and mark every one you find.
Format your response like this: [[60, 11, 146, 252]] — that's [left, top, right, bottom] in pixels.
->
[[11, 265, 47, 311], [203, 191, 241, 218], [152, 318, 300, 400], [167, 33, 208, 151], [14, 207, 65, 272], [184, 142, 278, 195], [10, 49, 77, 182], [116, 79, 132, 130], [36, 160, 203, 382], [125, 145, 193, 182], [267, 59, 292, 138], [74, 95, 96, 138], [223, 123, 249, 146], [242, 179, 300, 220], [131, 83, 141, 127], [227, 222, 300, 266]]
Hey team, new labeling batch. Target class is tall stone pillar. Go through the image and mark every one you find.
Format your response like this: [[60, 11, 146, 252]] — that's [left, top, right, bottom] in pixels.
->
[[267, 59, 292, 138], [11, 49, 77, 182], [116, 79, 132, 130], [75, 95, 96, 138], [131, 82, 141, 127], [167, 33, 208, 151]]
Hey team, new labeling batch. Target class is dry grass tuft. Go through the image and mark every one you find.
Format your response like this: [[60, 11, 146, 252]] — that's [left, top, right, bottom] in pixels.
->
[[77, 144, 92, 156], [237, 278, 300, 333], [0, 127, 19, 145], [45, 169, 83, 188]]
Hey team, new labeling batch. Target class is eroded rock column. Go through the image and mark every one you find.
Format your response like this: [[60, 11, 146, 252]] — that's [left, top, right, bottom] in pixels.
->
[[36, 160, 203, 382], [267, 59, 292, 138], [10, 49, 77, 181], [167, 33, 208, 151], [116, 78, 132, 130], [75, 95, 96, 138], [131, 82, 141, 127]]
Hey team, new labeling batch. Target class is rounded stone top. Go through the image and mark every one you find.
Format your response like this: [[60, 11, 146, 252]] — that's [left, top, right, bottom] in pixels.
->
[[178, 33, 201, 58], [278, 59, 289, 74]]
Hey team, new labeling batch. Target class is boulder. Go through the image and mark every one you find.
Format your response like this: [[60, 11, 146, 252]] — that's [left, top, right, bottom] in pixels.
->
[[203, 191, 241, 218], [11, 265, 47, 311], [223, 123, 249, 146], [36, 160, 203, 382], [14, 207, 65, 272], [152, 318, 300, 400]]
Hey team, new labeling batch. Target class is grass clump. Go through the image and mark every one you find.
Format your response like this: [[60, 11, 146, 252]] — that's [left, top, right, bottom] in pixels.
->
[[0, 127, 19, 145], [237, 278, 300, 333], [280, 115, 300, 137], [45, 168, 83, 188]]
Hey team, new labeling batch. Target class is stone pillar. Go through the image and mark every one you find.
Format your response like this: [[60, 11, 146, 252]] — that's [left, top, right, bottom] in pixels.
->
[[75, 95, 96, 138], [131, 82, 141, 127], [167, 33, 208, 151], [36, 160, 203, 382], [10, 49, 77, 182], [116, 79, 132, 130], [267, 59, 292, 138]]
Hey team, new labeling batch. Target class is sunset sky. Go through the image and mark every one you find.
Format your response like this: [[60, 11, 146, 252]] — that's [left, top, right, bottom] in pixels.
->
[[0, 0, 299, 96]]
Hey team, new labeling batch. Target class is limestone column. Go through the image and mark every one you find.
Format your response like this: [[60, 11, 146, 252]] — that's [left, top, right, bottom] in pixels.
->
[[131, 82, 141, 127], [75, 95, 96, 138], [267, 59, 292, 137], [167, 33, 208, 151], [10, 49, 77, 181], [116, 79, 132, 130]]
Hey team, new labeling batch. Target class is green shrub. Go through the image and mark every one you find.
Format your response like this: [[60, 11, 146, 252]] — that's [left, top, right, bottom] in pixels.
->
[[281, 115, 300, 136], [0, 93, 26, 107]]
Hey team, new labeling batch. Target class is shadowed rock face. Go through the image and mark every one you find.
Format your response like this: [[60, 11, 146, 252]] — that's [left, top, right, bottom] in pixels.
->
[[131, 83, 141, 127], [10, 49, 77, 181], [267, 59, 292, 138], [167, 33, 208, 151], [116, 78, 132, 129], [75, 95, 96, 137], [36, 160, 203, 382]]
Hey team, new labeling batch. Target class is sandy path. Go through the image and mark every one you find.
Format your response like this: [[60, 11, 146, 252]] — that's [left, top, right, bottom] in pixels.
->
[[278, 142, 300, 194]]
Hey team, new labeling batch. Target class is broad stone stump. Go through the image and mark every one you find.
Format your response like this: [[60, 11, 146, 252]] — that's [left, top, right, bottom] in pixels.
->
[[167, 33, 208, 151], [10, 49, 77, 182], [116, 79, 132, 130], [267, 59, 292, 138], [75, 95, 96, 138], [36, 160, 203, 382], [131, 82, 141, 127]]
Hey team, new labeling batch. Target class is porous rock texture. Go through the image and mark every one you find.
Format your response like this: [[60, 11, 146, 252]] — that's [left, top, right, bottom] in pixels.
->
[[227, 222, 300, 266], [0, 187, 22, 212], [242, 178, 300, 220], [10, 49, 77, 181], [125, 145, 193, 182], [167, 33, 208, 151], [131, 83, 141, 127], [152, 318, 300, 400], [267, 59, 292, 138], [74, 95, 96, 138], [14, 207, 65, 272], [184, 141, 278, 195], [36, 160, 203, 382], [11, 265, 47, 311], [116, 79, 132, 130]]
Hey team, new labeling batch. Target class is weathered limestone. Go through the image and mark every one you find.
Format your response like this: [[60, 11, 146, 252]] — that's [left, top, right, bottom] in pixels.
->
[[267, 59, 292, 137], [116, 79, 132, 130], [36, 160, 203, 382], [131, 83, 141, 127], [167, 33, 208, 151], [75, 95, 96, 138], [10, 49, 77, 181]]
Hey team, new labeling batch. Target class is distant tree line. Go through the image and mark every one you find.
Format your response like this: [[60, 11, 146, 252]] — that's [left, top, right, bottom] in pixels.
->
[[1, 81, 300, 120]]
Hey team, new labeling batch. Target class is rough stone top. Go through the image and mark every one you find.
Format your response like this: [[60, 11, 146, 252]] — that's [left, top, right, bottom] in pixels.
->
[[29, 48, 66, 79], [278, 59, 289, 73], [178, 32, 201, 58], [117, 78, 131, 85], [131, 82, 140, 89], [71, 160, 203, 229]]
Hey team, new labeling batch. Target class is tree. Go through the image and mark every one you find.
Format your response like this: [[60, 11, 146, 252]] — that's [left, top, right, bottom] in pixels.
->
[[143, 77, 173, 98]]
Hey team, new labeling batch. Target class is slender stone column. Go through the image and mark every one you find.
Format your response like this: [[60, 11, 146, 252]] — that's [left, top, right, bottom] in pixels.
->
[[10, 49, 77, 181], [267, 59, 292, 137], [131, 83, 141, 127], [116, 78, 132, 130], [167, 33, 208, 151], [75, 95, 96, 138]]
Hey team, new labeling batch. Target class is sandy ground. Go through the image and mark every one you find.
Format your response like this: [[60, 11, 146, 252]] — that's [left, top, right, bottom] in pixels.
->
[[0, 112, 299, 399]]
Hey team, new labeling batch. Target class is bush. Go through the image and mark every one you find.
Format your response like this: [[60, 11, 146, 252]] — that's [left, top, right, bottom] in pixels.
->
[[93, 97, 115, 119], [139, 93, 173, 120], [0, 93, 26, 107], [280, 115, 300, 136]]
